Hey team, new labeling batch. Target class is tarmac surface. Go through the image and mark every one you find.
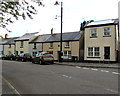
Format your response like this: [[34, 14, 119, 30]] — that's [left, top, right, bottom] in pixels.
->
[[2, 61, 120, 95]]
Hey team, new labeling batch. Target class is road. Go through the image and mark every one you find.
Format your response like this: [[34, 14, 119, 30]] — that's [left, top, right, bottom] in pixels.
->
[[2, 60, 119, 94]]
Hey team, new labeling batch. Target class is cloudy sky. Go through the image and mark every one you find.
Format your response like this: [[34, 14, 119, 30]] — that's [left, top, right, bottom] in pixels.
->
[[0, 0, 120, 37]]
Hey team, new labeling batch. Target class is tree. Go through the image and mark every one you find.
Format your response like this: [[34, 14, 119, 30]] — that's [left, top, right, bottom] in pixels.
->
[[80, 20, 94, 31], [0, 0, 44, 32]]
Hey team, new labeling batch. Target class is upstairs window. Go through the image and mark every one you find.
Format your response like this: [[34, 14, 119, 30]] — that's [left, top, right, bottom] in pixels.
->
[[9, 44, 11, 48], [65, 42, 70, 48], [33, 43, 36, 49], [90, 29, 97, 37], [104, 27, 111, 36], [20, 41, 23, 48], [49, 42, 53, 49]]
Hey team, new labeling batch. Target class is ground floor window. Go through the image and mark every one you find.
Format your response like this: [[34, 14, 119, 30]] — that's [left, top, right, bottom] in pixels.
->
[[33, 52, 37, 56], [63, 51, 71, 59], [88, 47, 100, 57]]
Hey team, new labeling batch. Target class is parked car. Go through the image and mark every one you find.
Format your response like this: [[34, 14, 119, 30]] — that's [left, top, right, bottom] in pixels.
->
[[32, 52, 54, 64], [2, 54, 16, 60], [16, 53, 32, 62]]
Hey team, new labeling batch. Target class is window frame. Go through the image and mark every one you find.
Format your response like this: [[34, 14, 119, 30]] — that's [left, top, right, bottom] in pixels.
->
[[103, 27, 111, 36], [90, 29, 97, 38], [20, 41, 23, 48], [9, 44, 11, 48], [65, 42, 70, 48], [88, 47, 100, 57], [49, 42, 53, 49]]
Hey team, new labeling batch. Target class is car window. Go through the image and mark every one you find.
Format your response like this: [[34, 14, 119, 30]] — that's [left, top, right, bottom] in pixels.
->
[[25, 53, 31, 56], [44, 53, 53, 57]]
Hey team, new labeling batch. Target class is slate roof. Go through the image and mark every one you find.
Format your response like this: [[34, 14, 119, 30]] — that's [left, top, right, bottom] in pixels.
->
[[0, 38, 11, 45], [85, 18, 119, 27], [14, 32, 39, 41], [5, 37, 19, 44], [0, 37, 19, 45], [30, 31, 83, 43]]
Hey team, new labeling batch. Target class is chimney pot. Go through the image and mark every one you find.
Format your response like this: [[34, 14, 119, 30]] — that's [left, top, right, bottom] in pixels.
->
[[5, 34, 8, 38]]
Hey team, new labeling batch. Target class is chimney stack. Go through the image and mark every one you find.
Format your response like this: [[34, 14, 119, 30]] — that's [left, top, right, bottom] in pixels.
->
[[5, 34, 8, 38], [51, 28, 53, 35]]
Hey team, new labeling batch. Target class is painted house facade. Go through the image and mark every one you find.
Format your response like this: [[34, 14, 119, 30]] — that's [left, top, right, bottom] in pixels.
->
[[29, 31, 84, 61], [3, 37, 18, 55], [14, 32, 39, 55], [84, 19, 119, 62]]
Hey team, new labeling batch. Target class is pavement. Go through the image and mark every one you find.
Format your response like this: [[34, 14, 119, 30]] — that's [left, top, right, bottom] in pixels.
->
[[54, 61, 120, 69]]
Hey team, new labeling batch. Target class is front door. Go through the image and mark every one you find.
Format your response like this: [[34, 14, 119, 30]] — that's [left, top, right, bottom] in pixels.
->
[[104, 47, 110, 59]]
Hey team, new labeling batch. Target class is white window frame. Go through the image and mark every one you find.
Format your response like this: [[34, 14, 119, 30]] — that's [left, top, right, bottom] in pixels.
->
[[65, 42, 70, 48], [62, 51, 71, 59], [88, 47, 100, 57], [20, 41, 23, 48], [104, 27, 111, 36], [90, 29, 97, 37]]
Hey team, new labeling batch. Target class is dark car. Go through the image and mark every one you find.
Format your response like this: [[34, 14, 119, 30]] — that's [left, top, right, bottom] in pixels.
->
[[32, 52, 54, 64], [2, 54, 16, 60], [16, 53, 32, 62]]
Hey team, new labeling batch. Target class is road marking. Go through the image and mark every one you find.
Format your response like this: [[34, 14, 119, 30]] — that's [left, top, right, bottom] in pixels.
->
[[83, 68, 89, 70], [112, 72, 120, 75], [3, 77, 21, 96], [91, 68, 98, 71], [101, 70, 109, 73], [62, 75, 72, 78], [105, 88, 118, 94], [75, 66, 81, 68]]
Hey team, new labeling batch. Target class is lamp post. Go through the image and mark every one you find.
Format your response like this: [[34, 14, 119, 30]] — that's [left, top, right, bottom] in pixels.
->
[[55, 1, 63, 62]]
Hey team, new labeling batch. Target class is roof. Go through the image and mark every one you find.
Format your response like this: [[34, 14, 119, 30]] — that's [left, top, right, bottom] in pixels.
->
[[14, 32, 39, 41], [0, 38, 11, 45], [85, 19, 119, 28], [5, 37, 19, 44], [30, 31, 83, 43], [0, 37, 19, 45]]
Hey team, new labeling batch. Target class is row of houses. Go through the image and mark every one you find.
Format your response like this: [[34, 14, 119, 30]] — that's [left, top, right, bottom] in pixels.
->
[[0, 18, 120, 62]]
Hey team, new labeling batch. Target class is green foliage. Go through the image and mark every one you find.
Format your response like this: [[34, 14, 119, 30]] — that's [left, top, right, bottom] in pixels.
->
[[0, 0, 44, 32]]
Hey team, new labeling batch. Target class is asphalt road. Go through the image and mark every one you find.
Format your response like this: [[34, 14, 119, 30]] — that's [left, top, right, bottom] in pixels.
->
[[2, 60, 119, 94]]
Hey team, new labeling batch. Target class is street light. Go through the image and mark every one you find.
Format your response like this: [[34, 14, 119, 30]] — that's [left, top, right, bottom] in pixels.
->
[[55, 1, 63, 62]]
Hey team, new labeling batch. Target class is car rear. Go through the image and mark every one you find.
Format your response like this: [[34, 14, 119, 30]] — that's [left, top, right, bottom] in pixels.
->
[[42, 53, 54, 63]]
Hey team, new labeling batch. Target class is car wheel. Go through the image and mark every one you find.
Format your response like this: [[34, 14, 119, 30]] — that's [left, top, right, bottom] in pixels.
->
[[32, 60, 35, 63], [22, 58, 24, 62], [39, 60, 42, 65]]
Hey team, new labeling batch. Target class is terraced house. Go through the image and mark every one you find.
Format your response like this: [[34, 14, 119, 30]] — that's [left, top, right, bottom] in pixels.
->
[[14, 32, 39, 55], [29, 31, 84, 61], [3, 37, 18, 55], [84, 19, 119, 62]]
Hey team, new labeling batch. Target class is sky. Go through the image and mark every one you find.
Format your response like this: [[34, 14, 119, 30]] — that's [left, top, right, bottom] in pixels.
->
[[0, 0, 120, 37]]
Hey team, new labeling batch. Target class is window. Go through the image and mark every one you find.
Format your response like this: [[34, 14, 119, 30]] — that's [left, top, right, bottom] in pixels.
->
[[104, 27, 111, 36], [9, 44, 11, 48], [65, 42, 70, 48], [88, 47, 100, 57], [49, 43, 53, 49], [20, 41, 23, 48], [33, 43, 36, 49], [90, 29, 97, 37], [33, 52, 37, 56], [63, 51, 71, 57], [20, 51, 23, 54]]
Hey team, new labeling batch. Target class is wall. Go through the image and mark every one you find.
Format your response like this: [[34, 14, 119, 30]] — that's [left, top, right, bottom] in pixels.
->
[[84, 25, 117, 61], [15, 41, 29, 55], [4, 44, 15, 55], [29, 43, 42, 56], [43, 41, 80, 61]]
